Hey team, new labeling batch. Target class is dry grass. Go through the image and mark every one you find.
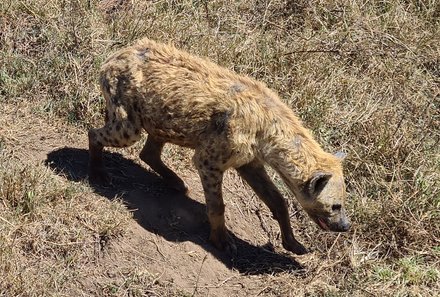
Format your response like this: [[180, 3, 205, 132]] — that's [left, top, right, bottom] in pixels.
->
[[0, 150, 132, 295], [0, 0, 439, 296]]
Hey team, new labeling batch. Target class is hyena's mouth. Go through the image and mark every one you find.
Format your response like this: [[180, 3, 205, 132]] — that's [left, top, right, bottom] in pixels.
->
[[316, 217, 330, 231], [313, 215, 351, 232]]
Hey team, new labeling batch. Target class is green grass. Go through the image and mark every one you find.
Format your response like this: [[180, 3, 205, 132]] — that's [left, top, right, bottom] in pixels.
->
[[370, 256, 439, 296]]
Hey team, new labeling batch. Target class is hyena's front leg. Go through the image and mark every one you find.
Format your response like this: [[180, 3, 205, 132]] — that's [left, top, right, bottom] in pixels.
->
[[193, 153, 236, 254], [139, 135, 188, 193], [237, 160, 308, 255]]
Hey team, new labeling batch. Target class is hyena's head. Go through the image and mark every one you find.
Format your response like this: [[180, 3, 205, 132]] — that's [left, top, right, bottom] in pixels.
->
[[300, 171, 350, 232], [290, 152, 351, 232]]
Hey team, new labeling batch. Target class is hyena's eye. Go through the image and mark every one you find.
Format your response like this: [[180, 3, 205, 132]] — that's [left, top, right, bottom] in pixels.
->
[[332, 204, 342, 211]]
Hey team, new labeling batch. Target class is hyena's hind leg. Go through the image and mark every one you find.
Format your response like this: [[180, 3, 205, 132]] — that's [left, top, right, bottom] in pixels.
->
[[139, 136, 188, 193], [88, 118, 142, 184], [236, 160, 308, 255]]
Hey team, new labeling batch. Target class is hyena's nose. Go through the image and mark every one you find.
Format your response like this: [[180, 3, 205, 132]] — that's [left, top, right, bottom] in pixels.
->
[[339, 219, 351, 232], [337, 208, 351, 232]]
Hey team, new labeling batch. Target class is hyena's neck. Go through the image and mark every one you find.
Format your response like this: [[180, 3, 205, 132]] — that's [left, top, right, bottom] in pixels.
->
[[259, 136, 321, 183], [256, 108, 336, 183]]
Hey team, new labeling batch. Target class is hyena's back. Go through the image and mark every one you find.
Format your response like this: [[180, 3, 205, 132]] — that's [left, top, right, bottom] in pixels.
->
[[99, 38, 271, 149]]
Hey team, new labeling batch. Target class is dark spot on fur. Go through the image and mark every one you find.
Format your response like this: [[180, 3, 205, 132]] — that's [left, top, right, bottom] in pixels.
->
[[117, 75, 129, 86], [123, 132, 130, 139], [116, 122, 122, 131], [229, 82, 245, 94], [128, 112, 134, 122], [135, 128, 140, 135], [103, 136, 109, 143], [137, 48, 150, 60], [211, 111, 231, 134], [100, 76, 111, 95], [133, 102, 140, 112], [203, 160, 209, 167], [114, 139, 120, 146], [111, 74, 130, 106], [97, 141, 103, 147], [111, 95, 121, 106]]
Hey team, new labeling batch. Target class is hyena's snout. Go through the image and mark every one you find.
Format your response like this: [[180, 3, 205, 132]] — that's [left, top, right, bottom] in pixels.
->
[[331, 208, 351, 232], [314, 207, 351, 232]]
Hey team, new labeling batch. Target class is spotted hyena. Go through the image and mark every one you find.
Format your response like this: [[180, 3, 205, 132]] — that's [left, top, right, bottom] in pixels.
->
[[88, 38, 351, 255]]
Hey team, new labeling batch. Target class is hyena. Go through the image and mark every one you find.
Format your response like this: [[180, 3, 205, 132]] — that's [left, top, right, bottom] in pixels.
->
[[88, 38, 351, 255]]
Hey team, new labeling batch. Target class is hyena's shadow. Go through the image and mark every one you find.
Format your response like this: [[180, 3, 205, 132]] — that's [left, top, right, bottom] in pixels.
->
[[45, 147, 303, 275]]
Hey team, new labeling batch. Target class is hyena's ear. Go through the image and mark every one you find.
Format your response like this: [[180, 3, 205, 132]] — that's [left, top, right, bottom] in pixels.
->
[[334, 151, 347, 160], [308, 172, 332, 197]]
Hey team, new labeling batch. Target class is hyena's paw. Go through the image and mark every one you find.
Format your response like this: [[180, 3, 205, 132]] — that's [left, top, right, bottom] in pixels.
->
[[282, 239, 308, 255], [89, 167, 112, 186], [210, 229, 237, 256]]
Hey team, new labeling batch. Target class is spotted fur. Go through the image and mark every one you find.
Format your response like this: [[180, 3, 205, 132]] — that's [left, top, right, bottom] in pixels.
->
[[88, 38, 350, 255]]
